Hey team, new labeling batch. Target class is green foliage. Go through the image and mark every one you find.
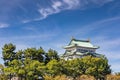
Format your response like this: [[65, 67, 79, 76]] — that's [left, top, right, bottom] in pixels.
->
[[80, 56, 111, 80], [47, 49, 59, 60], [23, 59, 45, 79], [18, 69, 25, 75], [59, 56, 111, 79], [0, 64, 8, 80], [2, 43, 16, 66], [0, 64, 4, 74], [1, 43, 111, 80], [24, 48, 37, 59], [61, 59, 83, 79], [46, 59, 61, 76], [37, 47, 45, 62]]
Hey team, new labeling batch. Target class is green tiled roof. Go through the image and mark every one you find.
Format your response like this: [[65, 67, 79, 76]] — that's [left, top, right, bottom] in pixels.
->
[[64, 39, 99, 49]]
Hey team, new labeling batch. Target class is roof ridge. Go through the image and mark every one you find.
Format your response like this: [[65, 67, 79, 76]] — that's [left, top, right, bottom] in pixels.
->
[[72, 38, 90, 42]]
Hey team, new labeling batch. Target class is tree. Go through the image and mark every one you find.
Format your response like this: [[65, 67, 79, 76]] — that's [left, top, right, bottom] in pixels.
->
[[24, 59, 45, 80], [46, 59, 61, 77], [2, 43, 16, 66], [37, 47, 45, 62], [24, 48, 37, 59], [47, 49, 59, 61], [1, 43, 111, 80], [2, 43, 17, 80], [0, 64, 7, 80], [62, 59, 83, 79], [81, 56, 111, 80], [23, 47, 46, 79], [24, 47, 46, 62], [15, 50, 24, 60], [0, 64, 4, 74]]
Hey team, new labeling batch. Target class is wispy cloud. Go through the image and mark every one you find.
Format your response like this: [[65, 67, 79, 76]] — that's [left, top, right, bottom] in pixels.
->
[[93, 37, 120, 59], [76, 28, 120, 73], [22, 0, 114, 23], [93, 16, 120, 25], [0, 33, 56, 42], [0, 0, 115, 24], [37, 0, 113, 20], [0, 32, 57, 57], [37, 0, 80, 20], [59, 16, 120, 72], [73, 16, 120, 59], [0, 23, 9, 28], [22, 20, 32, 24], [70, 16, 120, 36]]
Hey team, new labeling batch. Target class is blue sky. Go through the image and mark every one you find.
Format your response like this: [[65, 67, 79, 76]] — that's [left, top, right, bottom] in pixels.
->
[[0, 0, 120, 73]]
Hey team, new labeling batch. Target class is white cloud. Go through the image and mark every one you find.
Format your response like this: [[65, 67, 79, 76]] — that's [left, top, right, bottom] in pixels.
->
[[52, 1, 63, 10], [38, 8, 55, 19], [63, 0, 80, 9], [93, 36, 120, 47], [70, 16, 120, 36], [22, 20, 32, 23], [0, 33, 56, 42], [0, 23, 9, 28], [61, 16, 120, 72], [20, 0, 114, 23], [0, 32, 57, 61], [38, 0, 80, 20], [89, 0, 113, 5], [37, 0, 114, 21], [94, 16, 120, 25], [94, 37, 120, 59]]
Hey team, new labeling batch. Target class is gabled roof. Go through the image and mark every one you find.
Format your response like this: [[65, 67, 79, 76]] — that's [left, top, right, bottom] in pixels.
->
[[63, 38, 99, 49]]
